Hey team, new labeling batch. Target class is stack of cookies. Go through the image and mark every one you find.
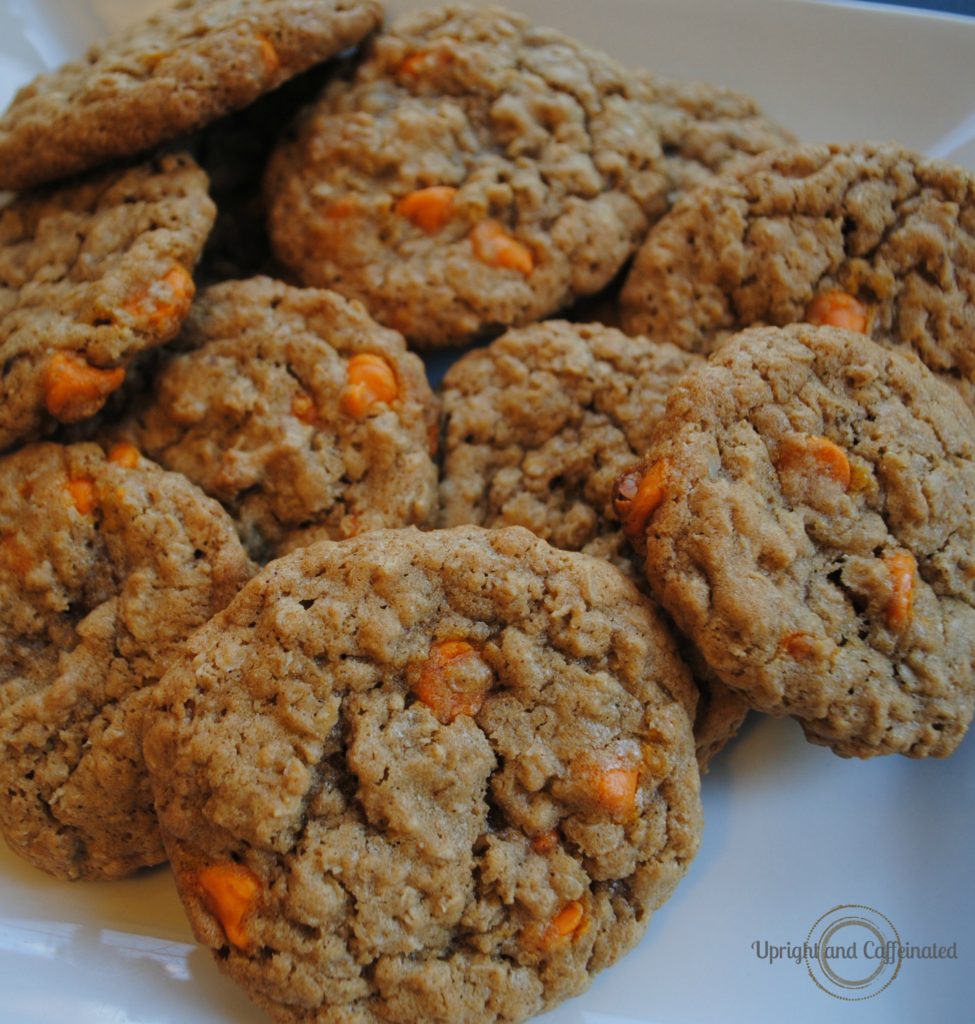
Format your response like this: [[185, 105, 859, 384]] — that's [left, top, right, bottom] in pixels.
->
[[0, 1, 972, 1022]]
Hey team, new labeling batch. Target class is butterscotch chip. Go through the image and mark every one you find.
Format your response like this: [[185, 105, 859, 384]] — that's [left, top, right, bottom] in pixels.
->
[[115, 277, 438, 561], [0, 152, 214, 453], [0, 442, 252, 880], [265, 4, 669, 347], [619, 142, 975, 408], [143, 526, 701, 1023], [0, 0, 384, 191], [619, 323, 975, 759]]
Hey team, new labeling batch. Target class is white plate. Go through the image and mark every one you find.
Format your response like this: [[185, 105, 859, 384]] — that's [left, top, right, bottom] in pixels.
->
[[0, 2, 973, 1022]]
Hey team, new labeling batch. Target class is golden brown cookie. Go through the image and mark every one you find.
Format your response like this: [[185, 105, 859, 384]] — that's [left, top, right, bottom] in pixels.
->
[[144, 525, 701, 1023], [0, 441, 252, 880], [0, 152, 215, 453], [637, 71, 795, 202], [115, 276, 439, 561], [0, 0, 384, 191], [438, 320, 700, 565], [615, 323, 975, 759], [620, 142, 975, 407], [265, 4, 669, 347]]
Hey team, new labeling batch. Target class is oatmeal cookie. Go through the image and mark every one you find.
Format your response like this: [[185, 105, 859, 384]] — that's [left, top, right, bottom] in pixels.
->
[[0, 0, 384, 191], [614, 323, 975, 759], [619, 142, 975, 407], [265, 4, 669, 347], [143, 525, 701, 1023], [438, 320, 700, 563], [0, 152, 214, 453], [116, 277, 438, 560], [0, 442, 252, 880]]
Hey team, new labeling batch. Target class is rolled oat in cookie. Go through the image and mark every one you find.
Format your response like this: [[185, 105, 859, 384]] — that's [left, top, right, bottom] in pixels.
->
[[0, 152, 214, 453], [143, 525, 701, 1024], [0, 0, 384, 192], [614, 323, 975, 759], [114, 276, 438, 561], [0, 441, 252, 880], [265, 4, 669, 347], [620, 142, 975, 408]]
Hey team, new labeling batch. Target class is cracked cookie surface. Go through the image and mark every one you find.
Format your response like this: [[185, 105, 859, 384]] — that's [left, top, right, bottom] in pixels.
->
[[0, 152, 215, 453], [616, 323, 975, 759], [0, 441, 252, 880], [265, 4, 669, 347], [620, 142, 975, 407], [116, 276, 438, 561], [143, 525, 701, 1024], [0, 0, 384, 191]]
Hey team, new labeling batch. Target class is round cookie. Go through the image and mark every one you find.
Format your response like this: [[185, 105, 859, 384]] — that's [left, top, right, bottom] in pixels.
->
[[438, 319, 701, 562], [265, 4, 670, 347], [116, 277, 439, 561], [0, 441, 252, 880], [619, 141, 975, 406], [143, 525, 702, 1023], [636, 72, 795, 201], [614, 323, 975, 759], [0, 0, 384, 192], [0, 151, 215, 453]]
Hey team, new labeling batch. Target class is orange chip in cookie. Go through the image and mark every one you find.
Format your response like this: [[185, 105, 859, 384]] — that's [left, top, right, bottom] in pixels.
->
[[340, 354, 399, 418], [470, 220, 535, 276], [198, 863, 262, 950], [43, 353, 126, 423], [412, 639, 494, 723]]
